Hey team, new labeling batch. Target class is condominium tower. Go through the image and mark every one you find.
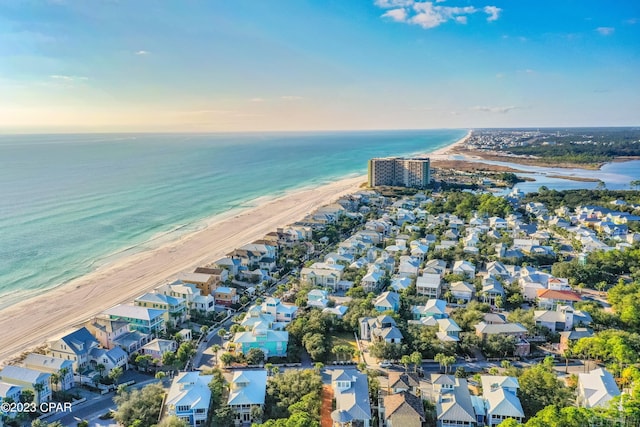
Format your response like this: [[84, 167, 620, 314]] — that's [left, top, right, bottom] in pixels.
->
[[368, 157, 431, 188]]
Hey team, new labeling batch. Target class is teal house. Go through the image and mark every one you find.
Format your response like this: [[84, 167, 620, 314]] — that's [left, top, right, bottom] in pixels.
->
[[233, 326, 288, 359]]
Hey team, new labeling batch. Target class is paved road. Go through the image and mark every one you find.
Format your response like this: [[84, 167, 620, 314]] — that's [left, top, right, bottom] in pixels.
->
[[45, 377, 162, 427]]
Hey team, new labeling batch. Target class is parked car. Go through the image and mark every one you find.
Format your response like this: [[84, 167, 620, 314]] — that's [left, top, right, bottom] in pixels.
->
[[223, 333, 233, 340], [379, 360, 392, 368]]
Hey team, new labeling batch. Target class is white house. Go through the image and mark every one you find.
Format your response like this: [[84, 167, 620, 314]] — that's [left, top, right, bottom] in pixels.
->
[[165, 372, 213, 426], [577, 368, 621, 408], [227, 370, 268, 426], [416, 273, 442, 298]]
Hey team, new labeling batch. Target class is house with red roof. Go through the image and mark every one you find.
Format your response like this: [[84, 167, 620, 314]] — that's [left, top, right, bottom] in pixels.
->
[[536, 289, 581, 310]]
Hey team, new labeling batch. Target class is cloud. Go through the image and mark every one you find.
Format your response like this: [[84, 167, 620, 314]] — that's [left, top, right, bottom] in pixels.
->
[[625, 18, 637, 25], [375, 0, 414, 7], [49, 75, 88, 81], [281, 96, 303, 101], [596, 27, 615, 35], [496, 72, 505, 79], [472, 105, 518, 114], [382, 8, 408, 22], [135, 50, 150, 55], [484, 6, 501, 21], [249, 97, 265, 102], [376, 1, 502, 29]]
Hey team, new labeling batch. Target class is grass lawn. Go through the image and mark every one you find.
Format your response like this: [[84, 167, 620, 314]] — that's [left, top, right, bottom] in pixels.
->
[[331, 332, 359, 362]]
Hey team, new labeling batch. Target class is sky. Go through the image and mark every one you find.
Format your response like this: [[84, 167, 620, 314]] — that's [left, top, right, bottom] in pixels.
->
[[1, 0, 639, 132]]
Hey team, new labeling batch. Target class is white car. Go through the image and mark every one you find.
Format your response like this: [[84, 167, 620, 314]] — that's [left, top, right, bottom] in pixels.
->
[[379, 360, 392, 368], [223, 333, 232, 340]]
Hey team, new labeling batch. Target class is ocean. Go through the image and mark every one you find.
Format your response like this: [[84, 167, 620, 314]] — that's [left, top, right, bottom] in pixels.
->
[[0, 129, 465, 308]]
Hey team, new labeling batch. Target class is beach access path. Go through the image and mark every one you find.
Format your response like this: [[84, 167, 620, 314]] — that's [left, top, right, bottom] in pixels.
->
[[0, 175, 365, 365]]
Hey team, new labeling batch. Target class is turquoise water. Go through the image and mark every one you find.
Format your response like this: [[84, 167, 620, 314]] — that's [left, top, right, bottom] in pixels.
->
[[0, 129, 466, 307]]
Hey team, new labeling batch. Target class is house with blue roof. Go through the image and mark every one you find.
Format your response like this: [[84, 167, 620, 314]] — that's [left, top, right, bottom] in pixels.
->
[[374, 291, 400, 313], [47, 327, 100, 371], [165, 372, 213, 427], [89, 346, 128, 374], [227, 370, 267, 425], [332, 369, 371, 427], [411, 299, 447, 320]]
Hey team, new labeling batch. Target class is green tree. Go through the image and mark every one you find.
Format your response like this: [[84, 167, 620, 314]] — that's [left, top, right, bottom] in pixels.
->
[[113, 383, 165, 427], [517, 359, 571, 418], [246, 348, 266, 365]]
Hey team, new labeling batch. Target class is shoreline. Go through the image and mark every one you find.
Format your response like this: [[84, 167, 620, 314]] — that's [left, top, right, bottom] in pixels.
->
[[0, 133, 470, 365], [0, 175, 367, 365]]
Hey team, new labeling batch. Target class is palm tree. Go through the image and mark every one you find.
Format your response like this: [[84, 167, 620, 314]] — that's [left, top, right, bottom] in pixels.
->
[[108, 367, 123, 387], [50, 373, 60, 392], [442, 356, 456, 374], [314, 362, 324, 374], [265, 363, 274, 377], [96, 364, 106, 379], [434, 353, 444, 373], [271, 366, 280, 375], [218, 328, 227, 338], [211, 344, 221, 366], [33, 383, 44, 404], [59, 367, 70, 390]]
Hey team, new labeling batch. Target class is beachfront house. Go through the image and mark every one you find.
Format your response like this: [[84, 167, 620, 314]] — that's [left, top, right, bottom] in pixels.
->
[[0, 366, 51, 404], [227, 370, 268, 426], [103, 304, 166, 335], [23, 353, 75, 391], [165, 372, 213, 427], [156, 281, 217, 313], [85, 315, 150, 354], [179, 272, 218, 296], [47, 327, 100, 372], [134, 292, 187, 326]]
